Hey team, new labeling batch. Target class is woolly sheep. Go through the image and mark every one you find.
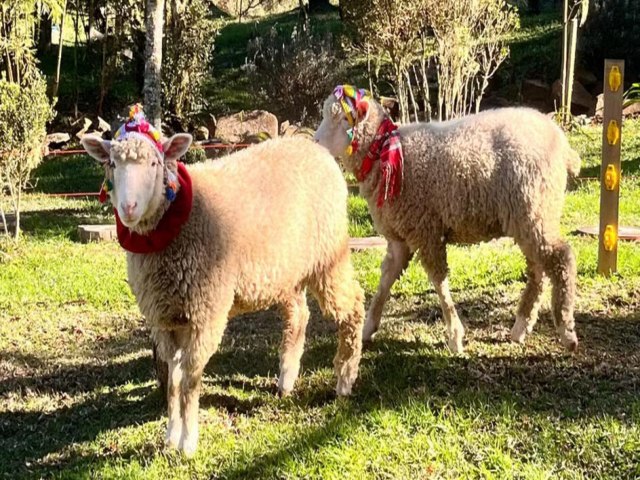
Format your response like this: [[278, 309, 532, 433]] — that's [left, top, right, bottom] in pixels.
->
[[81, 133, 364, 456], [314, 88, 580, 353]]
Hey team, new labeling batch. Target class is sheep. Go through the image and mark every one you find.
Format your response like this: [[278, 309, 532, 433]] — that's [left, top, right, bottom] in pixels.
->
[[81, 111, 364, 456], [314, 85, 580, 353]]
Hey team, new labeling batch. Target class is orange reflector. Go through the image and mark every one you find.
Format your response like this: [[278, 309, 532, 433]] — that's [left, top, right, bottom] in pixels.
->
[[609, 65, 622, 92], [604, 164, 619, 191], [607, 120, 620, 146], [603, 225, 618, 252]]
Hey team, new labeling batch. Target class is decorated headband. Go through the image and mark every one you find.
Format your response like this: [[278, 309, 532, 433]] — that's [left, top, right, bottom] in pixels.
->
[[333, 84, 371, 127], [99, 104, 179, 203], [113, 104, 164, 160]]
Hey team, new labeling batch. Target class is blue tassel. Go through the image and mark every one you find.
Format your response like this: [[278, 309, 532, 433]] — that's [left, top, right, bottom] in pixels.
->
[[165, 186, 177, 201]]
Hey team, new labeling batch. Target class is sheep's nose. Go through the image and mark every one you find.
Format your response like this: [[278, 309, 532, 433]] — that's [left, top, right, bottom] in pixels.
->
[[121, 201, 138, 218]]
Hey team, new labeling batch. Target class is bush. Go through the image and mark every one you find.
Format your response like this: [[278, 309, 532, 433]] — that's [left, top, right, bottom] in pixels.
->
[[246, 19, 345, 125], [163, 0, 218, 130], [182, 145, 207, 164], [0, 73, 55, 238]]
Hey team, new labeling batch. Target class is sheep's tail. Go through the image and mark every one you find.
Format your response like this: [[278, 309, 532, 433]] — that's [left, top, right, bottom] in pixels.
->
[[565, 147, 581, 177]]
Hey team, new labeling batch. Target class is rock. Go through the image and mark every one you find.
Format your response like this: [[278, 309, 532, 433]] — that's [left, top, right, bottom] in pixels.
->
[[194, 126, 209, 141], [46, 132, 71, 149], [575, 68, 598, 88], [77, 224, 117, 243], [206, 114, 217, 139], [379, 97, 400, 121], [595, 93, 604, 118], [480, 95, 511, 110], [215, 110, 278, 143], [623, 101, 640, 118], [521, 79, 551, 112], [96, 116, 111, 133], [75, 117, 93, 139], [551, 79, 595, 116], [279, 120, 290, 136]]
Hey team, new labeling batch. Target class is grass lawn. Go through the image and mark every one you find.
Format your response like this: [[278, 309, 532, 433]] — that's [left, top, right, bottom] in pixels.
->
[[1, 120, 640, 479]]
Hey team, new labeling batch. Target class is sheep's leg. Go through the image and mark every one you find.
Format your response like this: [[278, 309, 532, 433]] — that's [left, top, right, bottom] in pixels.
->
[[277, 290, 310, 396], [511, 258, 544, 344], [178, 307, 230, 457], [420, 243, 465, 353], [363, 240, 412, 342], [312, 247, 365, 396], [538, 240, 578, 351], [152, 329, 184, 449]]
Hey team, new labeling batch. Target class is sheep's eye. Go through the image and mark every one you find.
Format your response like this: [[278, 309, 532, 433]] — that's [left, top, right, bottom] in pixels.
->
[[108, 161, 115, 169], [151, 161, 157, 167]]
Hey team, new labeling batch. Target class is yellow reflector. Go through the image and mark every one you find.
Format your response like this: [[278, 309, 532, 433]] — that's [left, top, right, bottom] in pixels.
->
[[603, 225, 618, 252], [607, 120, 620, 146], [608, 65, 622, 92], [604, 164, 619, 191]]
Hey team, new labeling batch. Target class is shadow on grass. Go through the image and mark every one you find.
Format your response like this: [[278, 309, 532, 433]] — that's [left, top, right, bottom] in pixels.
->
[[3, 291, 640, 478], [17, 207, 112, 240]]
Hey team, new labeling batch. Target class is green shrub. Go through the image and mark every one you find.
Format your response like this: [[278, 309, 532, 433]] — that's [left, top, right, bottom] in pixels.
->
[[182, 145, 207, 164], [0, 74, 55, 238]]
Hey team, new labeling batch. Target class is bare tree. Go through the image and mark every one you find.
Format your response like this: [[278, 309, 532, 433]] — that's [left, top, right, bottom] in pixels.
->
[[144, 0, 164, 128]]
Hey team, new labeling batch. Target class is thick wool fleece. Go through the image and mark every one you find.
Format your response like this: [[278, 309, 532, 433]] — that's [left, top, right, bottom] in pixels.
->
[[126, 136, 364, 455], [331, 98, 580, 352]]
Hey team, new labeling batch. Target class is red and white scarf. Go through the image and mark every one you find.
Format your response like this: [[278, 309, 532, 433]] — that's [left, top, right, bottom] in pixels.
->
[[357, 117, 404, 207]]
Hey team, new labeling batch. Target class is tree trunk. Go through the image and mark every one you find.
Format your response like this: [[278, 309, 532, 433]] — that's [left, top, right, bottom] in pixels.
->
[[144, 0, 164, 130], [52, 0, 67, 99], [73, 2, 79, 117]]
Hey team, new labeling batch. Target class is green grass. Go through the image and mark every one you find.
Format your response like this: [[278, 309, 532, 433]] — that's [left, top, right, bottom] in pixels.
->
[[2, 119, 640, 478]]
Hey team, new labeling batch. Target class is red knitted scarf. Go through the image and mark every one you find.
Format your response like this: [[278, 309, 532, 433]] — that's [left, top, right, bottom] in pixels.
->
[[114, 162, 193, 254], [357, 117, 404, 207]]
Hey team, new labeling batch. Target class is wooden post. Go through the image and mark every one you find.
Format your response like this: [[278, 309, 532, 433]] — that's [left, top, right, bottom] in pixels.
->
[[597, 59, 624, 276]]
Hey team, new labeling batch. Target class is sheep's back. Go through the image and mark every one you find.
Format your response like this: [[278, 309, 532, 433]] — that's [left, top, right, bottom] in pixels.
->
[[390, 108, 571, 245]]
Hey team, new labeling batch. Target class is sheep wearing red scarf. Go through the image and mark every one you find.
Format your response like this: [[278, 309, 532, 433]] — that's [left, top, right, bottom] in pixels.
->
[[80, 106, 364, 457]]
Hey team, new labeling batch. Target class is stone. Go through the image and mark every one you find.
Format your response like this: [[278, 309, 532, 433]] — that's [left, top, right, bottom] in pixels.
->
[[595, 93, 604, 118], [551, 79, 595, 116], [46, 132, 71, 148], [77, 224, 117, 243], [521, 79, 551, 112], [379, 96, 400, 121], [575, 68, 598, 88], [623, 101, 640, 117], [75, 117, 93, 139], [194, 126, 209, 141], [215, 110, 278, 143], [96, 116, 111, 133]]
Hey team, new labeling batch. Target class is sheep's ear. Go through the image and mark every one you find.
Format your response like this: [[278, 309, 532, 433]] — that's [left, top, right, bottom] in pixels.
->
[[81, 135, 111, 164], [163, 134, 192, 162]]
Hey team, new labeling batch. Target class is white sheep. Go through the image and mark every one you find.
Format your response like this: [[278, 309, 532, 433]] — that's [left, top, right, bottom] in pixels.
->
[[314, 85, 580, 353], [81, 114, 364, 456]]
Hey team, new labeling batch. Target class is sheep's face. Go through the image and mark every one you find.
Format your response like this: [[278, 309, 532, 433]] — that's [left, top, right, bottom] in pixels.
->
[[314, 96, 352, 158], [81, 134, 192, 228]]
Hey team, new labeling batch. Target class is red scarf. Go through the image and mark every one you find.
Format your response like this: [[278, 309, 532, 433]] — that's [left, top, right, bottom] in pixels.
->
[[114, 162, 193, 254], [357, 117, 404, 208]]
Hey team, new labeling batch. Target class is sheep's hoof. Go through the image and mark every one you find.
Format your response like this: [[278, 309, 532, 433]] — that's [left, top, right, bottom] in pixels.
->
[[165, 423, 182, 449], [559, 328, 579, 352], [335, 378, 353, 397], [179, 435, 198, 458], [510, 318, 530, 344], [362, 322, 378, 344], [277, 388, 292, 398], [447, 337, 464, 354]]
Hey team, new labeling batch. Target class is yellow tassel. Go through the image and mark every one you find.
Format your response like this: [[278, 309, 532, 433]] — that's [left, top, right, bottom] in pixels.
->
[[346, 145, 353, 156]]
